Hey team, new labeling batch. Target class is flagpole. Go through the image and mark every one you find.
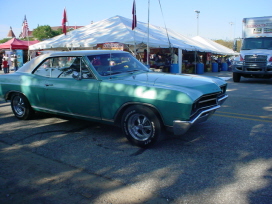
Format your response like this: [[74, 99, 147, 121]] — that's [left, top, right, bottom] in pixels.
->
[[133, 30, 136, 56], [26, 21, 30, 61], [132, 0, 137, 57], [147, 0, 150, 66]]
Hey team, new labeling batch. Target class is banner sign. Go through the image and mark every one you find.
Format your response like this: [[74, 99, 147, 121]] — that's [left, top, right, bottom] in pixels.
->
[[16, 50, 24, 68], [98, 43, 124, 50]]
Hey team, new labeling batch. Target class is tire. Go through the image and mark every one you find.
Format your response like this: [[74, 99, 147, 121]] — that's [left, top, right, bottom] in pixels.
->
[[11, 93, 34, 120], [233, 72, 241, 82], [121, 105, 162, 148]]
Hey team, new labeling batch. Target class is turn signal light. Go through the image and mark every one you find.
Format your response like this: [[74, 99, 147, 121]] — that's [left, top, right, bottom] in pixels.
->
[[269, 57, 272, 62], [240, 55, 244, 61]]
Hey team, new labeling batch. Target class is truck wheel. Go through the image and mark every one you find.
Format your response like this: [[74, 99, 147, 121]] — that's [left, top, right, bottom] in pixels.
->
[[121, 105, 162, 148], [233, 72, 241, 82], [11, 93, 34, 120]]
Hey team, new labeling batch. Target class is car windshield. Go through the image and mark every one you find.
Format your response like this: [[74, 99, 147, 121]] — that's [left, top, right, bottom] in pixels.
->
[[241, 37, 272, 50], [87, 53, 149, 76]]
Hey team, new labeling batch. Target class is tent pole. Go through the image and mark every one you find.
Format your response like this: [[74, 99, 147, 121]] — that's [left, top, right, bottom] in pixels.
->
[[147, 0, 150, 66], [178, 48, 182, 74], [194, 48, 197, 74], [133, 31, 136, 56]]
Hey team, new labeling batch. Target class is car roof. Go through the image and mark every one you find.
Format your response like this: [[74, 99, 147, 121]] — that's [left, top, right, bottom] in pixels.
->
[[17, 50, 129, 73]]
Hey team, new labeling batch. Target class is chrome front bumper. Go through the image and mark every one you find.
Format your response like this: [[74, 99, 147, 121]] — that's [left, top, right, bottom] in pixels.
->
[[172, 94, 228, 135]]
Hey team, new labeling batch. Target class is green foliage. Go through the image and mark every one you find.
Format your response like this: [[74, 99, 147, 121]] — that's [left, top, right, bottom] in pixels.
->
[[32, 25, 61, 41], [52, 28, 63, 36], [214, 39, 242, 51], [20, 37, 36, 41], [0, 38, 11, 43]]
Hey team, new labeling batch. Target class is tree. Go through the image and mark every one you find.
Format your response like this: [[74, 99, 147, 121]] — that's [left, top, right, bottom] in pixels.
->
[[0, 38, 11, 44], [214, 39, 242, 52], [32, 25, 62, 41], [20, 37, 36, 41]]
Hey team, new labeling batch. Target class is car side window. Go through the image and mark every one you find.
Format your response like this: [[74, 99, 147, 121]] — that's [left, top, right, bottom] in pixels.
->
[[34, 58, 54, 77], [34, 56, 94, 79]]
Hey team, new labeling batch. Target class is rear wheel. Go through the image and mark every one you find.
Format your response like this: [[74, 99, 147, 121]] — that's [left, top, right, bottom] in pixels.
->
[[233, 72, 241, 82], [121, 105, 162, 148], [11, 93, 34, 120]]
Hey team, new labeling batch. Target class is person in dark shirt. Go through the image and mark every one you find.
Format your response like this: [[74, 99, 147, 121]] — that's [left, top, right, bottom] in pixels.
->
[[0, 55, 3, 71]]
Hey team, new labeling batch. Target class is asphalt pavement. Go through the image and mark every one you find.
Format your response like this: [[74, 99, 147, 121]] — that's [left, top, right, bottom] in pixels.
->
[[0, 69, 234, 204], [2, 69, 272, 204]]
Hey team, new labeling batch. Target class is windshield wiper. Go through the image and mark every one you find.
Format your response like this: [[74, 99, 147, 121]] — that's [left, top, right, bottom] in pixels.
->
[[108, 71, 123, 75], [125, 69, 141, 73]]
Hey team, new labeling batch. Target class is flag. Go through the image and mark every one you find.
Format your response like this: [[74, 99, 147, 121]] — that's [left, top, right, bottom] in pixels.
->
[[62, 8, 68, 35], [132, 0, 137, 30], [21, 15, 29, 38]]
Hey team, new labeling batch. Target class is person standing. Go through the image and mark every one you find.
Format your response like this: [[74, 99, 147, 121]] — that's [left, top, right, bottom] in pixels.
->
[[0, 54, 3, 71], [13, 56, 18, 71], [7, 55, 12, 73], [143, 49, 148, 65], [2, 58, 8, 74], [172, 52, 178, 64]]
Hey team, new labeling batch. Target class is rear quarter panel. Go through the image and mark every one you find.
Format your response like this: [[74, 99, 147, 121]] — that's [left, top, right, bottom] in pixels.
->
[[0, 73, 47, 107]]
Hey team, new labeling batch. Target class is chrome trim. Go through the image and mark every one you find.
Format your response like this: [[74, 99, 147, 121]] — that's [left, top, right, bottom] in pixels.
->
[[31, 106, 107, 121], [218, 94, 228, 105], [173, 105, 220, 135], [173, 94, 228, 135]]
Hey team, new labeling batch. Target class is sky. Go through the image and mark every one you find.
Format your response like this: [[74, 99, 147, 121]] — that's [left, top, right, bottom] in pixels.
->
[[0, 0, 271, 41]]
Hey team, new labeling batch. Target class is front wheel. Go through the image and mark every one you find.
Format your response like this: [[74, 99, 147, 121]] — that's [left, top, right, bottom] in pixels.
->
[[121, 105, 162, 148], [233, 72, 241, 82], [11, 93, 34, 120]]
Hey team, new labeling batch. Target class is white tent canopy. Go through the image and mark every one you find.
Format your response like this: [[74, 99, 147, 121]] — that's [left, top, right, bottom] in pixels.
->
[[192, 36, 238, 55], [29, 15, 207, 52]]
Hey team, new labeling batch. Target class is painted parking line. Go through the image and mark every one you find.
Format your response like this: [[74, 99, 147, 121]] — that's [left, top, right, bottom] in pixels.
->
[[214, 111, 272, 123]]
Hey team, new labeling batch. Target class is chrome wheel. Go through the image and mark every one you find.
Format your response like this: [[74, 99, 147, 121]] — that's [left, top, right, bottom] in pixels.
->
[[11, 93, 34, 120], [122, 105, 162, 147], [12, 95, 26, 117], [127, 113, 153, 141]]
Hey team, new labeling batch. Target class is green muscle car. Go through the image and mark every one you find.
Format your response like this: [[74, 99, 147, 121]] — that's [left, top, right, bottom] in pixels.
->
[[0, 50, 228, 147]]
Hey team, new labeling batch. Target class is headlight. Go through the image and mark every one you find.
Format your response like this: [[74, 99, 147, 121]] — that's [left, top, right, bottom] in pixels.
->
[[233, 61, 243, 66]]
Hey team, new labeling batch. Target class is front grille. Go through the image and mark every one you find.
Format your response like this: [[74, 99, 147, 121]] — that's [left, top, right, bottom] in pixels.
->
[[191, 93, 218, 116], [191, 85, 226, 117], [244, 55, 267, 71]]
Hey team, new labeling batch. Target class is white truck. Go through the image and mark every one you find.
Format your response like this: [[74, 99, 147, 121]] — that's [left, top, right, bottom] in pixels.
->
[[232, 16, 272, 82]]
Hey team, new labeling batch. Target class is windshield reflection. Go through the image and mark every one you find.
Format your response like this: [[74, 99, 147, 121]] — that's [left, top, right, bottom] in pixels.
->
[[87, 53, 150, 76], [241, 37, 272, 50]]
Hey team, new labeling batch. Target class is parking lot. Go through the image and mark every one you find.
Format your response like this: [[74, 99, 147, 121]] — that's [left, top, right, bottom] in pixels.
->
[[1, 71, 272, 204]]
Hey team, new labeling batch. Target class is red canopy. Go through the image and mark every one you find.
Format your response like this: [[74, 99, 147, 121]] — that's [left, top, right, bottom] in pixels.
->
[[0, 38, 39, 50]]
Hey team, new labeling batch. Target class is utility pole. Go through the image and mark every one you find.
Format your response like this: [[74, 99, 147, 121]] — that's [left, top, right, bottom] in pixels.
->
[[194, 10, 200, 36], [229, 22, 234, 40]]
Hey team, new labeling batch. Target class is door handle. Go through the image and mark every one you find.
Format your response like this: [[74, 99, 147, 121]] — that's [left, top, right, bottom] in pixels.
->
[[45, 84, 53, 86]]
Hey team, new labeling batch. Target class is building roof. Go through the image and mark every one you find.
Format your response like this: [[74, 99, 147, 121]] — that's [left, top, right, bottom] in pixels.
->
[[7, 27, 16, 38]]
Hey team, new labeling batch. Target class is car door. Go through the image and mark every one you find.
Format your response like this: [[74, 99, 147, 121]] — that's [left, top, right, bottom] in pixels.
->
[[39, 56, 101, 119]]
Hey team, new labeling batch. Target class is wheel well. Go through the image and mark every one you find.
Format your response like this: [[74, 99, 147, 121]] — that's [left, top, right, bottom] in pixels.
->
[[5, 91, 25, 101], [114, 103, 165, 128], [6, 91, 18, 100]]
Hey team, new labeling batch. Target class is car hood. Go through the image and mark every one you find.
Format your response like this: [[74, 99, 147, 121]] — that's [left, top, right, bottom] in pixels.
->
[[118, 72, 225, 96]]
